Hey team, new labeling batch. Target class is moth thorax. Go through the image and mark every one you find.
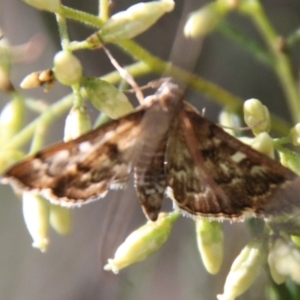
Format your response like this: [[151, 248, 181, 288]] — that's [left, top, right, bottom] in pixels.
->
[[156, 82, 184, 111]]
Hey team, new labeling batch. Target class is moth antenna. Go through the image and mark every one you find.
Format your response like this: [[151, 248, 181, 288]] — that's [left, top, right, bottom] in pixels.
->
[[102, 46, 144, 104], [124, 78, 173, 94]]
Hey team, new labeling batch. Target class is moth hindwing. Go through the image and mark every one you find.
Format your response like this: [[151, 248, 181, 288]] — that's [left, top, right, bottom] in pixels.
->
[[3, 81, 300, 221]]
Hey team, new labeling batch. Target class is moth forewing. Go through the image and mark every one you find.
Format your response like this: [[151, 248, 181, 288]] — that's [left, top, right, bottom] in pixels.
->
[[3, 107, 147, 207], [167, 105, 300, 220]]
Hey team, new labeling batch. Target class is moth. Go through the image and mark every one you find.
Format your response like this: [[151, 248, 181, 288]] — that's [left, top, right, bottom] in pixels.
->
[[3, 81, 300, 221]]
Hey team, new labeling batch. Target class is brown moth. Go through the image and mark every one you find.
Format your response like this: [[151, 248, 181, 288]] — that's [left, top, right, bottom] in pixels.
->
[[3, 81, 300, 221]]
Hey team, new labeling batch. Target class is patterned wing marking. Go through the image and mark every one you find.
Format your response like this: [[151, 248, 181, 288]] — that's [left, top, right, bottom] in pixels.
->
[[3, 109, 146, 207], [167, 102, 300, 220]]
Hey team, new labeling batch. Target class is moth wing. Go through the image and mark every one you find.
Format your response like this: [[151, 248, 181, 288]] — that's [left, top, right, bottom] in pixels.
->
[[167, 102, 300, 220], [3, 109, 146, 207]]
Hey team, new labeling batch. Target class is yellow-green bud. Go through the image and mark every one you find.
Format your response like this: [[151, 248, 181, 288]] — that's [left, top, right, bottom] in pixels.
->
[[248, 132, 274, 159], [268, 238, 300, 284], [22, 0, 61, 11], [104, 212, 179, 274], [0, 97, 24, 145], [196, 218, 224, 275], [49, 205, 71, 235], [217, 238, 266, 300], [82, 78, 133, 119], [22, 193, 50, 252], [89, 0, 174, 45], [243, 99, 271, 135], [64, 106, 92, 141], [53, 51, 82, 86], [0, 150, 24, 173], [184, 3, 228, 38], [290, 123, 300, 146]]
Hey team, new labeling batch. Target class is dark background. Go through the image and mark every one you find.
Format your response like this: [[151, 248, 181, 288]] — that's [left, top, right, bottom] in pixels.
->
[[1, 1, 300, 299]]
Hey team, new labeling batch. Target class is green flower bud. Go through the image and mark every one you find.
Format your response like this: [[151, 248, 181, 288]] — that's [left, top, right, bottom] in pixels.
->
[[22, 193, 50, 252], [268, 238, 300, 284], [64, 106, 92, 141], [290, 123, 300, 146], [243, 99, 271, 135], [53, 51, 82, 86], [82, 78, 133, 119], [104, 212, 179, 274], [196, 218, 224, 274], [0, 150, 24, 173], [88, 0, 174, 45], [184, 3, 228, 38], [49, 205, 72, 235], [0, 97, 25, 145], [217, 238, 266, 300], [22, 0, 61, 11]]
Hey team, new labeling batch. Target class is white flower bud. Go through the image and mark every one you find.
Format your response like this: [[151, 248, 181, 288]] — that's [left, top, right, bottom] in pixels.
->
[[248, 132, 274, 159], [268, 238, 300, 285], [49, 205, 71, 235], [104, 212, 179, 274], [82, 78, 133, 119], [22, 0, 61, 11], [22, 193, 50, 252], [184, 3, 228, 38], [243, 99, 271, 135], [89, 0, 174, 45], [64, 106, 92, 141], [53, 51, 82, 86], [196, 218, 224, 274], [20, 71, 43, 89], [217, 239, 266, 300]]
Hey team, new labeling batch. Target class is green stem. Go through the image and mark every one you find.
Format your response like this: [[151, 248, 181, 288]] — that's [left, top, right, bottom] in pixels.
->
[[29, 121, 47, 154], [240, 1, 300, 123], [55, 13, 70, 50], [60, 5, 104, 28], [99, 0, 109, 21], [2, 94, 73, 151]]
